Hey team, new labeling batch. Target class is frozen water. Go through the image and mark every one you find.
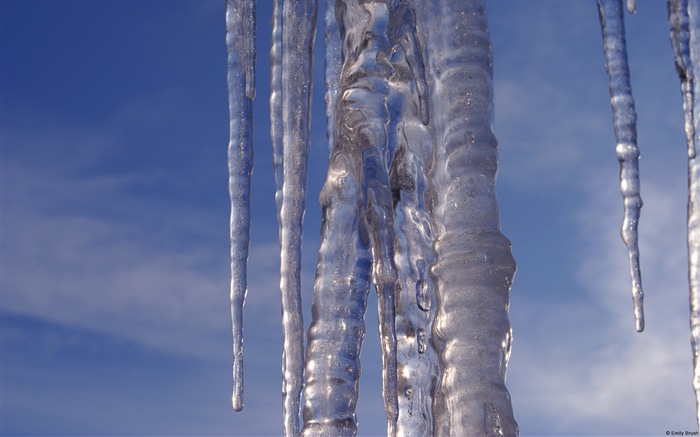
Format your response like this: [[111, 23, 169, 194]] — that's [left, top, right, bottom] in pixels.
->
[[225, 0, 255, 412], [271, 0, 318, 434], [225, 0, 700, 434], [597, 0, 645, 332]]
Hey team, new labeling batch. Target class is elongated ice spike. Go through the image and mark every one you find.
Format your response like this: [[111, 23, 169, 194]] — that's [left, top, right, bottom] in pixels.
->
[[324, 0, 341, 155], [688, 1, 700, 429], [271, 0, 283, 213], [413, 1, 518, 435], [268, 0, 319, 434], [226, 0, 255, 412], [243, 0, 256, 99], [668, 0, 696, 159], [597, 0, 645, 333]]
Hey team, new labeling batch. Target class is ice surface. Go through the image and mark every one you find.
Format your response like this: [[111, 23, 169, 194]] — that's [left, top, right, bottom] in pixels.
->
[[690, 2, 700, 428], [597, 0, 645, 332], [270, 0, 318, 434], [226, 0, 254, 412], [412, 1, 518, 434], [669, 0, 700, 428]]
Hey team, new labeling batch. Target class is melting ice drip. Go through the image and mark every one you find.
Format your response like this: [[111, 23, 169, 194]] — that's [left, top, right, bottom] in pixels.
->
[[226, 0, 700, 434]]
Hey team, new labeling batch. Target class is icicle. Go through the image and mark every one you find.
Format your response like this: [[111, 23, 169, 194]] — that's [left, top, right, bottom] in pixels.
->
[[271, 0, 283, 213], [688, 1, 700, 429], [597, 0, 645, 333], [413, 1, 518, 435], [668, 0, 696, 159], [627, 0, 637, 14], [301, 156, 373, 437], [670, 0, 700, 428], [324, 0, 341, 155], [268, 0, 319, 434], [387, 1, 440, 434], [303, 1, 402, 434], [243, 0, 256, 99], [226, 0, 254, 413]]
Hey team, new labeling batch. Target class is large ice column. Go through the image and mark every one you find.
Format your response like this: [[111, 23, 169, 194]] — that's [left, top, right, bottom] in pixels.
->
[[300, 125, 373, 437], [270, 0, 318, 434], [413, 1, 518, 435], [226, 0, 255, 413], [303, 1, 402, 434], [387, 2, 440, 435], [597, 0, 645, 333]]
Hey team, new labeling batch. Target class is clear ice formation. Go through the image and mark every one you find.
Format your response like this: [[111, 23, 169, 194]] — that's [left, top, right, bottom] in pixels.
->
[[668, 0, 700, 429], [229, 0, 518, 434], [597, 0, 645, 332], [226, 0, 255, 412], [270, 0, 318, 434], [226, 0, 700, 434]]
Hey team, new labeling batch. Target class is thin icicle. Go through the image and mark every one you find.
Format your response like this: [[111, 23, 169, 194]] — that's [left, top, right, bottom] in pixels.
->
[[324, 0, 341, 155], [668, 0, 696, 159], [413, 1, 518, 435], [597, 0, 645, 333], [627, 0, 637, 14], [243, 0, 256, 99], [270, 0, 319, 434], [271, 0, 284, 213], [688, 1, 700, 429], [226, 0, 254, 412]]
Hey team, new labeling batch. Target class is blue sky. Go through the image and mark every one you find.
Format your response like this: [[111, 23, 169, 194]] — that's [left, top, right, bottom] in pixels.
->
[[1, 0, 697, 435]]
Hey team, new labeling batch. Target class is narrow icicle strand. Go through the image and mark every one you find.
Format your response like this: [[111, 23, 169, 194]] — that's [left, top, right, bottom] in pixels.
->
[[269, 0, 319, 434], [597, 0, 645, 333], [668, 0, 696, 159], [324, 0, 341, 155], [226, 0, 255, 412], [688, 1, 700, 429], [243, 0, 256, 99], [670, 0, 700, 428]]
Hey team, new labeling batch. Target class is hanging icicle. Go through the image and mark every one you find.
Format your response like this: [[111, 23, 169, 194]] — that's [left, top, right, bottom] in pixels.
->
[[668, 0, 700, 429], [597, 0, 645, 333], [270, 0, 318, 434], [411, 1, 518, 435], [226, 0, 255, 413]]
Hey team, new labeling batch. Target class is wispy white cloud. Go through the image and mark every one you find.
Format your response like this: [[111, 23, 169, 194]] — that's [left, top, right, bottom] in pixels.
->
[[509, 173, 696, 435]]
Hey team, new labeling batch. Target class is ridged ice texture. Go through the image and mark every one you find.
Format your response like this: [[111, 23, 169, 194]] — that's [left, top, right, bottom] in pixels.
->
[[226, 0, 255, 413], [597, 0, 645, 333], [270, 0, 318, 434], [413, 1, 518, 435], [689, 1, 700, 429], [301, 152, 373, 435]]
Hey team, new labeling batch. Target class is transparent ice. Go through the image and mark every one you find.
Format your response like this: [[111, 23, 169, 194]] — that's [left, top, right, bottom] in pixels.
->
[[226, 0, 700, 434]]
